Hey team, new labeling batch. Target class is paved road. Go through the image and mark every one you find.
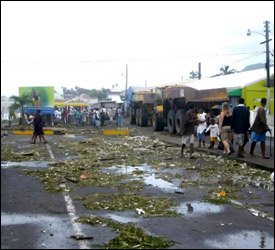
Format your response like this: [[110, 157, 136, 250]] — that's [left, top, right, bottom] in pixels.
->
[[1, 125, 274, 249], [137, 126, 274, 172]]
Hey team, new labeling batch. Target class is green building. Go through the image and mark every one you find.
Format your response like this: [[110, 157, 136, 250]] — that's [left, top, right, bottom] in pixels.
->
[[186, 67, 274, 115]]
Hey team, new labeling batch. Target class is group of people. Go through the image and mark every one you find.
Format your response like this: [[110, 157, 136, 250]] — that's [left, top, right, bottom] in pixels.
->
[[52, 106, 124, 128], [26, 107, 124, 144], [91, 107, 123, 128], [181, 97, 271, 160]]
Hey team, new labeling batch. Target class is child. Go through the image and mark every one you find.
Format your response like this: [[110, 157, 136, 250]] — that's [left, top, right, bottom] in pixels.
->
[[205, 118, 219, 149], [197, 109, 207, 147]]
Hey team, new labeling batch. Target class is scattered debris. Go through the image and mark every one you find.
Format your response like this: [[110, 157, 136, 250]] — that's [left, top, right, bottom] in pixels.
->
[[70, 234, 93, 240], [136, 208, 145, 215], [216, 190, 226, 197], [186, 203, 193, 213], [80, 174, 89, 180], [175, 190, 184, 194]]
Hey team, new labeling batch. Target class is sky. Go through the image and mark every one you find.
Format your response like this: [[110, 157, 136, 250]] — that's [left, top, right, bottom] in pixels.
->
[[1, 1, 274, 97]]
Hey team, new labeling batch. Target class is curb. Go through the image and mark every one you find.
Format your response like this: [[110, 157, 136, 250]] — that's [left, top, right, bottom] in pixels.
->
[[195, 147, 273, 173]]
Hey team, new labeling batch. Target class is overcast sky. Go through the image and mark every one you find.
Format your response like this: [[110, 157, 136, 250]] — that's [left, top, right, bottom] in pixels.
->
[[1, 1, 274, 97]]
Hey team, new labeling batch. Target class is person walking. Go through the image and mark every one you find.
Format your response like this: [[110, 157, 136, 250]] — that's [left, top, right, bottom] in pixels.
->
[[197, 109, 207, 147], [30, 109, 47, 144], [95, 109, 100, 129], [107, 108, 113, 125], [206, 118, 219, 149], [249, 98, 272, 159], [100, 108, 106, 128], [116, 107, 123, 126], [75, 109, 81, 127], [25, 114, 41, 143], [218, 102, 234, 155], [231, 98, 250, 158], [81, 109, 88, 126], [180, 104, 198, 159]]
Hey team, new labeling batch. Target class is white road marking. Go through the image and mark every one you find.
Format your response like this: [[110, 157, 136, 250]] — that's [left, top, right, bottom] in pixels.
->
[[46, 144, 54, 159], [230, 199, 274, 222], [46, 144, 90, 249]]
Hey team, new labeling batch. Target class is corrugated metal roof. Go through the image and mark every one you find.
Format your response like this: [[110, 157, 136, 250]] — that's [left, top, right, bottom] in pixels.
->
[[185, 67, 274, 90]]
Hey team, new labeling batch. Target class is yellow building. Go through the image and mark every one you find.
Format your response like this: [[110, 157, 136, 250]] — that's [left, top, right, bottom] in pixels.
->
[[186, 67, 274, 115], [242, 78, 274, 115]]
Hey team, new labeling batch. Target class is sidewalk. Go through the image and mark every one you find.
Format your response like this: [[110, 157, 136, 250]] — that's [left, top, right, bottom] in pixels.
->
[[195, 142, 274, 172], [150, 132, 274, 173]]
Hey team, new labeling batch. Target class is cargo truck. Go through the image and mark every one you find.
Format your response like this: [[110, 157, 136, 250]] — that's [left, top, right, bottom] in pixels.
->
[[151, 85, 229, 134], [129, 90, 155, 127]]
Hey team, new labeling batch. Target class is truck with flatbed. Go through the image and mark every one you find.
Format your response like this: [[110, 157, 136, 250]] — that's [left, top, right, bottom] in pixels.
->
[[129, 90, 155, 127], [151, 85, 229, 134]]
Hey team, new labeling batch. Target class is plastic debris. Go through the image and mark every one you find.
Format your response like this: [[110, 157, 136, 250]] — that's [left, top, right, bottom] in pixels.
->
[[186, 203, 193, 213], [136, 208, 145, 215], [216, 190, 226, 197], [70, 234, 94, 240], [175, 190, 184, 194], [80, 174, 89, 180]]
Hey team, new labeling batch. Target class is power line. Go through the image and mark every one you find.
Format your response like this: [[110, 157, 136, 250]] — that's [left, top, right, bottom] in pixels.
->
[[201, 51, 265, 76], [1, 51, 266, 64]]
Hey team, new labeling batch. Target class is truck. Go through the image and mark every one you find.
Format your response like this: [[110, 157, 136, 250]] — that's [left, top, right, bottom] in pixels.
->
[[151, 85, 229, 134], [129, 90, 155, 127]]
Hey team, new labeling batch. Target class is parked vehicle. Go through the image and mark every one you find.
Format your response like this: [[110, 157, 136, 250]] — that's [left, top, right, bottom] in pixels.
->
[[151, 85, 229, 134], [129, 90, 155, 127]]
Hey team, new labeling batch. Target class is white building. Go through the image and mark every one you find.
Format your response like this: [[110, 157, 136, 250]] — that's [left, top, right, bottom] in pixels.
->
[[108, 89, 124, 104], [79, 93, 98, 105], [1, 96, 14, 120]]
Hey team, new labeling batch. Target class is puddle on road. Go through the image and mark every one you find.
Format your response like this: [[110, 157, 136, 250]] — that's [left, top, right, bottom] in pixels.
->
[[1, 141, 16, 145], [1, 161, 50, 169], [143, 174, 178, 191], [108, 163, 153, 175], [63, 134, 87, 141], [174, 201, 224, 216], [1, 212, 79, 249], [104, 213, 140, 223], [205, 230, 274, 249], [63, 134, 76, 138], [107, 164, 178, 192]]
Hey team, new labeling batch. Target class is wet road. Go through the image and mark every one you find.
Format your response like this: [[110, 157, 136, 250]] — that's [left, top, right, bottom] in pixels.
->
[[1, 126, 274, 249]]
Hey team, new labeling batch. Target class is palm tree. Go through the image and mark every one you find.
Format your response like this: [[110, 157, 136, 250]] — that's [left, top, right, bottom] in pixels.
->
[[219, 65, 237, 75], [9, 93, 33, 125], [189, 70, 199, 79]]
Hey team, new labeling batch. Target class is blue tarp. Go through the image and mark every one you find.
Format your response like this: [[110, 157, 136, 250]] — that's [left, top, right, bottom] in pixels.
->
[[23, 107, 54, 115]]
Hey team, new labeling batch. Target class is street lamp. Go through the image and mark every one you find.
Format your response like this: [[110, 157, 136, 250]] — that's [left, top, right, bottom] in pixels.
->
[[247, 21, 272, 113]]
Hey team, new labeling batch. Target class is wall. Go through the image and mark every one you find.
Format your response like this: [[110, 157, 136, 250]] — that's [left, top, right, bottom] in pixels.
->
[[242, 79, 274, 115]]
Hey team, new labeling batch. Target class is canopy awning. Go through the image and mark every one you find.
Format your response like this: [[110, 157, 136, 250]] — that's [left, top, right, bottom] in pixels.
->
[[54, 102, 89, 107], [227, 88, 242, 97]]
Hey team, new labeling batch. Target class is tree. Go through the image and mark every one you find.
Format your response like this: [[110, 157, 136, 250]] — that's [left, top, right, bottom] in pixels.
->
[[9, 93, 33, 125], [189, 70, 199, 79], [97, 88, 111, 100], [219, 65, 237, 75]]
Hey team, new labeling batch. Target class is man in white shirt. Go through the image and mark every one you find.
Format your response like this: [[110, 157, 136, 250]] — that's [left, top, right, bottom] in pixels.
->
[[197, 109, 207, 147]]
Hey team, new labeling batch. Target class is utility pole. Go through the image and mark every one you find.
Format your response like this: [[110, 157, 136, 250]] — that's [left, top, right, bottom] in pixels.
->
[[198, 62, 201, 80], [264, 21, 271, 112], [247, 21, 272, 113], [124, 64, 128, 116]]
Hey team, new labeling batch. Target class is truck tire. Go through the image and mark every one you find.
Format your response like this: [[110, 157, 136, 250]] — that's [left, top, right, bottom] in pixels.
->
[[152, 113, 165, 131], [136, 109, 141, 126], [167, 110, 176, 134], [130, 108, 136, 125], [141, 112, 148, 127], [175, 110, 185, 135]]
